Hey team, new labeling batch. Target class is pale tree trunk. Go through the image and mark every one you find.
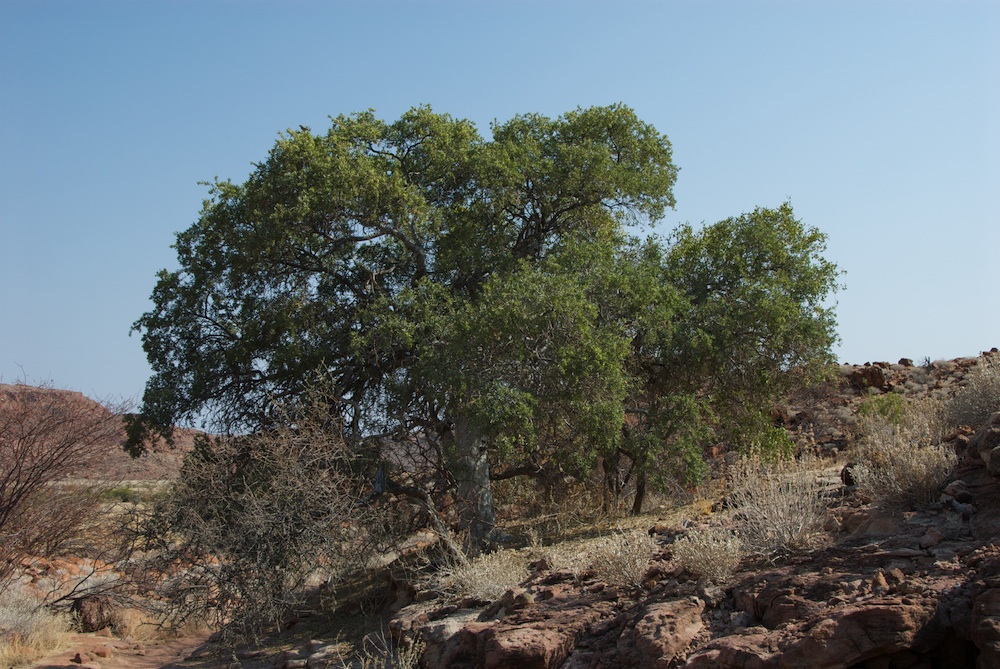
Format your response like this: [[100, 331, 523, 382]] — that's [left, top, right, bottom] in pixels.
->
[[451, 415, 496, 551]]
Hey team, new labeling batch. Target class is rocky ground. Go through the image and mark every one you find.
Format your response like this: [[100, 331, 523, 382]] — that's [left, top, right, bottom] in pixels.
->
[[381, 351, 1000, 669], [19, 350, 1000, 669]]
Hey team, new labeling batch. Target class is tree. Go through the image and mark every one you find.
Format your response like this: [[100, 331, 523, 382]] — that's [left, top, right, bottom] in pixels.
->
[[615, 204, 841, 513], [129, 104, 678, 545]]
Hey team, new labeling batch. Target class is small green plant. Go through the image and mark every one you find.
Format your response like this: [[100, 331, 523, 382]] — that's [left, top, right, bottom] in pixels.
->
[[102, 486, 137, 503], [856, 392, 907, 425], [945, 357, 1000, 429], [671, 526, 743, 582], [588, 530, 654, 589]]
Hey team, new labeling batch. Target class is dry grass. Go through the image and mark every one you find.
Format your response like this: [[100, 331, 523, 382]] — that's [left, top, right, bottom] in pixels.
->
[[588, 530, 654, 589], [945, 357, 1000, 429], [727, 452, 830, 559], [436, 549, 529, 602], [852, 398, 955, 509], [0, 584, 72, 667], [350, 629, 425, 669], [671, 525, 743, 583]]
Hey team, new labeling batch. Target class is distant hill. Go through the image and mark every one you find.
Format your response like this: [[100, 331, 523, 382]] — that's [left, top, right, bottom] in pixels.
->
[[0, 383, 199, 481]]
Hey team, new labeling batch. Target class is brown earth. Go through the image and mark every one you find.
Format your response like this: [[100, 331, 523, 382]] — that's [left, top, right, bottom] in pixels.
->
[[29, 631, 215, 669]]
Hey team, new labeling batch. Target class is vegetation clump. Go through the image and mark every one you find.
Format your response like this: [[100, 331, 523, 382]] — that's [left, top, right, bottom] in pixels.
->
[[0, 584, 71, 668], [671, 526, 743, 583], [945, 357, 1000, 429], [588, 530, 655, 589], [851, 398, 954, 509], [727, 452, 830, 559]]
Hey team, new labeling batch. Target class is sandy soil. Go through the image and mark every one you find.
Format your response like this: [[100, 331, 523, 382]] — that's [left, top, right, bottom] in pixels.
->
[[28, 631, 217, 669]]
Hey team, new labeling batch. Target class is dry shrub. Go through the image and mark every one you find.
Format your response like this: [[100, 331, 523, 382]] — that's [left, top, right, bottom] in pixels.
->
[[0, 583, 72, 667], [437, 549, 528, 602], [728, 452, 829, 559], [136, 395, 381, 646], [671, 526, 742, 583], [346, 628, 425, 669], [588, 530, 654, 589], [0, 384, 125, 591], [852, 398, 954, 509], [945, 356, 1000, 429]]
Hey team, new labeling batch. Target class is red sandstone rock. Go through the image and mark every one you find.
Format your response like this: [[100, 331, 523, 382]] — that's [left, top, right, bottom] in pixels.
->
[[630, 597, 706, 667]]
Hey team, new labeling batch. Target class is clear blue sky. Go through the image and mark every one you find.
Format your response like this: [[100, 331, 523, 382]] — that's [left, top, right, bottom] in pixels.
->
[[1, 0, 997, 403]]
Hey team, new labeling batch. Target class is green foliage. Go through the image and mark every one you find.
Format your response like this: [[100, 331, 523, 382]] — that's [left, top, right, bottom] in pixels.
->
[[663, 203, 841, 454], [130, 103, 841, 532], [856, 392, 908, 425]]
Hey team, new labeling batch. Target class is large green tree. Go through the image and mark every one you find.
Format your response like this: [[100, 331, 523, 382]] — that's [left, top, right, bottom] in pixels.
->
[[131, 105, 840, 541], [129, 105, 678, 543]]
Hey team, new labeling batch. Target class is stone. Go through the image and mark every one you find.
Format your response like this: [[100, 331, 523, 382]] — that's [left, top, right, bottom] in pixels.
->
[[849, 365, 890, 391], [483, 626, 574, 669], [71, 595, 116, 633], [91, 644, 113, 659], [971, 588, 1000, 668], [630, 598, 705, 667], [780, 602, 941, 668]]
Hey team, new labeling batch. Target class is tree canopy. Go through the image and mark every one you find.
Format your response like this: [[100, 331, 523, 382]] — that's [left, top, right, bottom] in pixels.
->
[[129, 104, 840, 543]]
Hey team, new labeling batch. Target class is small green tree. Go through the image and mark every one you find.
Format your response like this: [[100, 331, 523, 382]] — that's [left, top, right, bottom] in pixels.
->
[[664, 204, 841, 449]]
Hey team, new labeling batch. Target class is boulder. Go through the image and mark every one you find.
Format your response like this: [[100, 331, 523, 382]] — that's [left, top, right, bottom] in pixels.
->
[[71, 595, 116, 633], [849, 365, 890, 391], [971, 588, 1000, 669], [630, 597, 706, 667]]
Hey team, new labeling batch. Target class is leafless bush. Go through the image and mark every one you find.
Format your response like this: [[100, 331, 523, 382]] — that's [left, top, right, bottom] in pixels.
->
[[671, 525, 742, 583], [728, 452, 829, 559], [852, 399, 954, 509], [135, 395, 385, 646], [0, 384, 125, 592], [588, 530, 654, 589], [945, 356, 1000, 429]]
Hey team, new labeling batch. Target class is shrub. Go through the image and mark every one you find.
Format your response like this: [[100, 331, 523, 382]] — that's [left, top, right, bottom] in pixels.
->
[[0, 584, 71, 667], [0, 384, 125, 593], [852, 399, 954, 509], [588, 530, 654, 589], [727, 452, 829, 559], [945, 357, 1000, 429], [348, 629, 425, 669], [437, 549, 528, 602], [671, 526, 743, 582], [856, 392, 908, 425], [137, 394, 382, 646]]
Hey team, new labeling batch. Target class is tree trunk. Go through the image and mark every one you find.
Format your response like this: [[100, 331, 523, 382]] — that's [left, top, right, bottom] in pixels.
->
[[602, 454, 622, 514], [452, 415, 496, 551], [631, 470, 647, 515]]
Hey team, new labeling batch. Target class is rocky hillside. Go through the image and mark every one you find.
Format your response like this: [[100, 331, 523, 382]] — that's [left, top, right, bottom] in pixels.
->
[[0, 383, 196, 481], [370, 350, 1000, 669]]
